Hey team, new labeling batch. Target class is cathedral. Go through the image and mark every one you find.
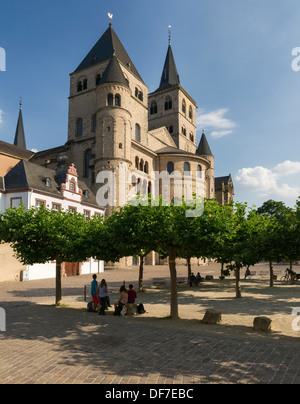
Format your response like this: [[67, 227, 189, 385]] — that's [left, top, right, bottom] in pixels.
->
[[31, 22, 234, 214], [0, 22, 234, 276]]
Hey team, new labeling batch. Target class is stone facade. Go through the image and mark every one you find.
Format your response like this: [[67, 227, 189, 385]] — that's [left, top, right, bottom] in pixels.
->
[[30, 23, 234, 265]]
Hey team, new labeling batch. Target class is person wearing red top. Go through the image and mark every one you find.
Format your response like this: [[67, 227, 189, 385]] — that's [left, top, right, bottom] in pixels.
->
[[128, 284, 137, 304]]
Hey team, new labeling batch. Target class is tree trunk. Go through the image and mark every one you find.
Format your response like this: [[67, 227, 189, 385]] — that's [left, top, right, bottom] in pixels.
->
[[269, 261, 274, 287], [138, 255, 144, 291], [187, 258, 192, 284], [290, 261, 295, 285], [235, 266, 242, 298], [56, 259, 62, 306], [168, 249, 179, 319]]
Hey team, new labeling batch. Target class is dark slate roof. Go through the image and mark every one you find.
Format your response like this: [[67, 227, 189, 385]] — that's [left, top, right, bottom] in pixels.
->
[[14, 107, 26, 149], [215, 175, 232, 191], [196, 133, 213, 156], [74, 25, 143, 82], [99, 54, 129, 87], [0, 139, 34, 160], [4, 160, 99, 208], [155, 45, 180, 92]]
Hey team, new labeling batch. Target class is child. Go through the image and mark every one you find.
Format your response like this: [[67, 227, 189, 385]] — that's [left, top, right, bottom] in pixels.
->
[[91, 274, 100, 312], [128, 284, 137, 304]]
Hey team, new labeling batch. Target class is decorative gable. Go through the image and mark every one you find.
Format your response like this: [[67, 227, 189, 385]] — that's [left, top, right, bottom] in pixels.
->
[[60, 164, 83, 202]]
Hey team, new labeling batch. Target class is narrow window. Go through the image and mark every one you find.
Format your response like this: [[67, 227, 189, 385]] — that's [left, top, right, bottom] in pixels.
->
[[77, 118, 83, 136], [165, 96, 172, 111], [189, 106, 193, 120], [184, 162, 191, 175], [91, 114, 97, 132], [115, 94, 121, 106], [108, 94, 114, 106], [167, 161, 174, 175], [84, 149, 93, 178], [77, 81, 83, 92], [135, 124, 141, 142], [182, 99, 186, 115], [95, 74, 101, 86], [197, 165, 202, 178], [150, 101, 157, 115], [83, 79, 88, 90]]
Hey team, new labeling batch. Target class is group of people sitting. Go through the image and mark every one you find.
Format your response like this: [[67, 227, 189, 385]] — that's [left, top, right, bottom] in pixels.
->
[[190, 272, 204, 286], [91, 275, 137, 315]]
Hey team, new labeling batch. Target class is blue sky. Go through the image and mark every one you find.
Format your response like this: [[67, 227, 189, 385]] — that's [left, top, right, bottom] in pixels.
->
[[1, 0, 300, 208]]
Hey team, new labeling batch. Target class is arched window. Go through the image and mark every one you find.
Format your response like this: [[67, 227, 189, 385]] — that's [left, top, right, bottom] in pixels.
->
[[83, 79, 88, 90], [138, 91, 143, 102], [135, 124, 141, 142], [107, 94, 114, 106], [189, 106, 193, 120], [197, 165, 202, 178], [184, 162, 191, 175], [182, 126, 187, 136], [167, 161, 174, 175], [77, 81, 83, 92], [115, 94, 121, 106], [91, 114, 97, 132], [77, 118, 83, 136], [165, 96, 172, 111], [182, 99, 186, 115], [190, 133, 194, 142], [144, 161, 149, 174], [84, 149, 93, 178], [135, 88, 139, 97], [135, 156, 139, 169], [140, 159, 144, 172], [150, 101, 157, 115]]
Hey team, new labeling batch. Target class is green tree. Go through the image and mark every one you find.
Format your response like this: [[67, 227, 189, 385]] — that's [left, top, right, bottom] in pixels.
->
[[0, 205, 93, 305], [257, 200, 297, 286]]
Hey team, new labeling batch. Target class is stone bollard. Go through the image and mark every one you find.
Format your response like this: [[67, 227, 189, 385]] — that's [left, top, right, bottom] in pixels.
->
[[126, 304, 138, 315], [253, 317, 275, 332], [202, 310, 222, 325]]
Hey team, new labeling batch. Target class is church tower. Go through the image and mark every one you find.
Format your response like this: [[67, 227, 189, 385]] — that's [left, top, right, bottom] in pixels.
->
[[148, 38, 197, 154], [14, 100, 27, 149], [66, 22, 148, 213]]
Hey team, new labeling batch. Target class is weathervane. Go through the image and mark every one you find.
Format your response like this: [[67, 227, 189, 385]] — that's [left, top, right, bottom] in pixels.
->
[[168, 25, 172, 45], [108, 13, 113, 26]]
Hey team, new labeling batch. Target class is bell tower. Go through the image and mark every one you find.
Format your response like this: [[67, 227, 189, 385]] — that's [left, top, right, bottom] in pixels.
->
[[67, 22, 148, 213], [148, 35, 197, 153]]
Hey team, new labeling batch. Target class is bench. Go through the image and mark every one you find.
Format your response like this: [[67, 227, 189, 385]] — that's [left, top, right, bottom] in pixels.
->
[[152, 278, 168, 287]]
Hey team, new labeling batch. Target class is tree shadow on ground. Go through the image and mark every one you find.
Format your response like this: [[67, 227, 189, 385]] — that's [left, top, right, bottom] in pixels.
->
[[1, 300, 300, 384]]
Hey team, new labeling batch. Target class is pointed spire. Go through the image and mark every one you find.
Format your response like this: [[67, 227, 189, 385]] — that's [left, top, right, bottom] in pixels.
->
[[13, 99, 27, 149], [74, 24, 143, 82], [196, 131, 213, 156], [155, 43, 180, 92], [99, 53, 129, 87]]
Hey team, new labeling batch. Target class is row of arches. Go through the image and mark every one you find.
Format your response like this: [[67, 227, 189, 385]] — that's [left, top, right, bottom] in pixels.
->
[[135, 156, 149, 173], [167, 161, 203, 177], [77, 73, 103, 93]]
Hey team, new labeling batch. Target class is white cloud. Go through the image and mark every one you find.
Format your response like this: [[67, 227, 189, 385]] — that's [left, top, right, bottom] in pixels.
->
[[196, 108, 236, 138], [235, 160, 300, 201], [0, 109, 4, 124]]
